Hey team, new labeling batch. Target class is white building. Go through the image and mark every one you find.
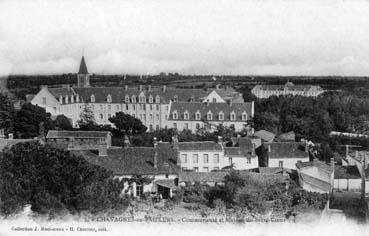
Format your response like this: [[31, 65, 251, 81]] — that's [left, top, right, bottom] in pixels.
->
[[31, 57, 253, 132], [251, 82, 324, 99]]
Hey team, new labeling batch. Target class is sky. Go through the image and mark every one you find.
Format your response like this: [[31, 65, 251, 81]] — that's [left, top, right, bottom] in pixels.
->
[[1, 0, 369, 76]]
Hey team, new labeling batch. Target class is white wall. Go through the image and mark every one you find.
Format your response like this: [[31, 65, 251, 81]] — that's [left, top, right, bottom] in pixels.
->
[[269, 157, 309, 170]]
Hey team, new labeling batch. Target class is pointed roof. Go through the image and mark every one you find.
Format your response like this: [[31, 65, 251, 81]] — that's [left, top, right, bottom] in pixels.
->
[[78, 56, 88, 74]]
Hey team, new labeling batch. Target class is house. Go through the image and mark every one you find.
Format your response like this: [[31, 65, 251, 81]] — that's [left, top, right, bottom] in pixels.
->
[[251, 81, 324, 99], [264, 141, 310, 170], [296, 159, 334, 193], [31, 56, 253, 132], [74, 139, 180, 199], [46, 130, 112, 151], [172, 136, 259, 172]]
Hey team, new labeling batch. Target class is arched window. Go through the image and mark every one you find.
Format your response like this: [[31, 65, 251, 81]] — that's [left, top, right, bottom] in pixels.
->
[[149, 95, 153, 103], [218, 111, 224, 121], [156, 95, 160, 103], [141, 95, 146, 103], [132, 95, 136, 103], [107, 94, 112, 103], [59, 96, 63, 104], [195, 111, 201, 120], [90, 95, 95, 103], [184, 110, 189, 120], [125, 95, 130, 103], [242, 112, 247, 121], [207, 111, 213, 120], [230, 111, 236, 121], [173, 111, 178, 119]]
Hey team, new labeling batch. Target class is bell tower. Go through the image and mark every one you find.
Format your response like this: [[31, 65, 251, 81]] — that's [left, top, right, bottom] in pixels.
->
[[77, 56, 90, 87]]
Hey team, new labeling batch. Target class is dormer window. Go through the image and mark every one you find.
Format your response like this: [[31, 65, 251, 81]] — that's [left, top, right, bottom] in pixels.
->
[[149, 95, 153, 103], [172, 111, 178, 119], [107, 94, 112, 103], [125, 95, 130, 103], [156, 95, 160, 103], [76, 95, 80, 102], [242, 112, 247, 121], [132, 95, 136, 103], [230, 111, 236, 121], [207, 111, 213, 120], [59, 96, 63, 104], [65, 96, 69, 104], [219, 111, 224, 121], [173, 95, 178, 102], [90, 95, 95, 103], [195, 111, 201, 120], [142, 95, 146, 103], [184, 110, 189, 120]]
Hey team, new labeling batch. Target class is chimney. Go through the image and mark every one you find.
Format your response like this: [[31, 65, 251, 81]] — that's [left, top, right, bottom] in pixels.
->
[[252, 143, 256, 156], [139, 85, 143, 91], [98, 147, 107, 157], [153, 137, 158, 169], [123, 135, 130, 148], [125, 85, 128, 91], [218, 136, 223, 145], [148, 85, 152, 92], [162, 85, 167, 92]]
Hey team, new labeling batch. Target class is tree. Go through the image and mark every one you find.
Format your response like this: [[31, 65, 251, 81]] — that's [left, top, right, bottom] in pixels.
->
[[13, 103, 54, 138], [77, 104, 97, 130], [0, 142, 127, 216], [109, 112, 147, 136], [0, 93, 14, 135], [55, 115, 73, 130]]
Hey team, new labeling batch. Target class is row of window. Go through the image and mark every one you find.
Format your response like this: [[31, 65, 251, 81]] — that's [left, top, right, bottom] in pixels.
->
[[172, 110, 248, 121], [181, 153, 220, 164], [183, 167, 219, 172], [90, 94, 162, 104], [58, 95, 79, 104]]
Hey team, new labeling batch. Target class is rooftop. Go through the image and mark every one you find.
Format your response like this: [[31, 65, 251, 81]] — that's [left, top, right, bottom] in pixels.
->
[[177, 141, 223, 151], [266, 141, 309, 159], [46, 130, 111, 139]]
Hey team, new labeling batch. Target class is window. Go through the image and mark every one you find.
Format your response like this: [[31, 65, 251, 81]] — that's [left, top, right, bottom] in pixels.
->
[[150, 105, 153, 111], [42, 97, 46, 105], [230, 112, 236, 121], [242, 112, 247, 121], [156, 114, 159, 121], [193, 154, 198, 163], [184, 111, 189, 120], [172, 111, 178, 119], [132, 95, 136, 103], [126, 104, 129, 110], [212, 98, 216, 103], [203, 154, 209, 163], [100, 114, 103, 119], [108, 105, 111, 111], [90, 95, 95, 103], [247, 157, 251, 164], [150, 114, 153, 122], [207, 111, 212, 120], [125, 95, 130, 103], [194, 167, 199, 172], [203, 167, 209, 172], [218, 112, 224, 120], [149, 124, 153, 131], [196, 123, 200, 130], [181, 154, 187, 163], [136, 185, 143, 197], [279, 161, 283, 168], [213, 154, 219, 163], [149, 95, 153, 103], [107, 94, 112, 103], [156, 96, 160, 103], [142, 96, 146, 103], [156, 104, 160, 110], [133, 105, 136, 110], [195, 111, 201, 120]]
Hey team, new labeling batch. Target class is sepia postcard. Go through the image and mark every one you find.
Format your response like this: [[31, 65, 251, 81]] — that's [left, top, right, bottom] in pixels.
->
[[1, 0, 369, 235]]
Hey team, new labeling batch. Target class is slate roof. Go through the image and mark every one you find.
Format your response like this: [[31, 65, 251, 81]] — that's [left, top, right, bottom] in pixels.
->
[[46, 130, 111, 139], [169, 102, 253, 121], [224, 147, 242, 156], [254, 130, 276, 142], [179, 171, 228, 183], [78, 56, 88, 74], [178, 142, 223, 151], [224, 137, 256, 158], [266, 142, 309, 159], [74, 145, 180, 175], [48, 87, 76, 98], [253, 83, 323, 92]]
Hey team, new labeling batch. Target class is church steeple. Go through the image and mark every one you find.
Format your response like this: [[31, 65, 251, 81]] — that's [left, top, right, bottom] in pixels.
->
[[78, 56, 88, 74], [77, 56, 90, 87]]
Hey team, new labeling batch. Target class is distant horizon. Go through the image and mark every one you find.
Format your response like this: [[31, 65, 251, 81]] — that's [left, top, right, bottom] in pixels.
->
[[1, 0, 369, 76]]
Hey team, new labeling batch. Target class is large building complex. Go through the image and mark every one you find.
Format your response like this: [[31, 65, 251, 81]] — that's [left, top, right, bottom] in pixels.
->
[[31, 57, 254, 132], [251, 82, 324, 99]]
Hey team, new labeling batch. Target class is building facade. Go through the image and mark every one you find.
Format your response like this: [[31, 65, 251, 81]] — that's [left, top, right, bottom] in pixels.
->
[[251, 82, 324, 99], [31, 57, 253, 132]]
